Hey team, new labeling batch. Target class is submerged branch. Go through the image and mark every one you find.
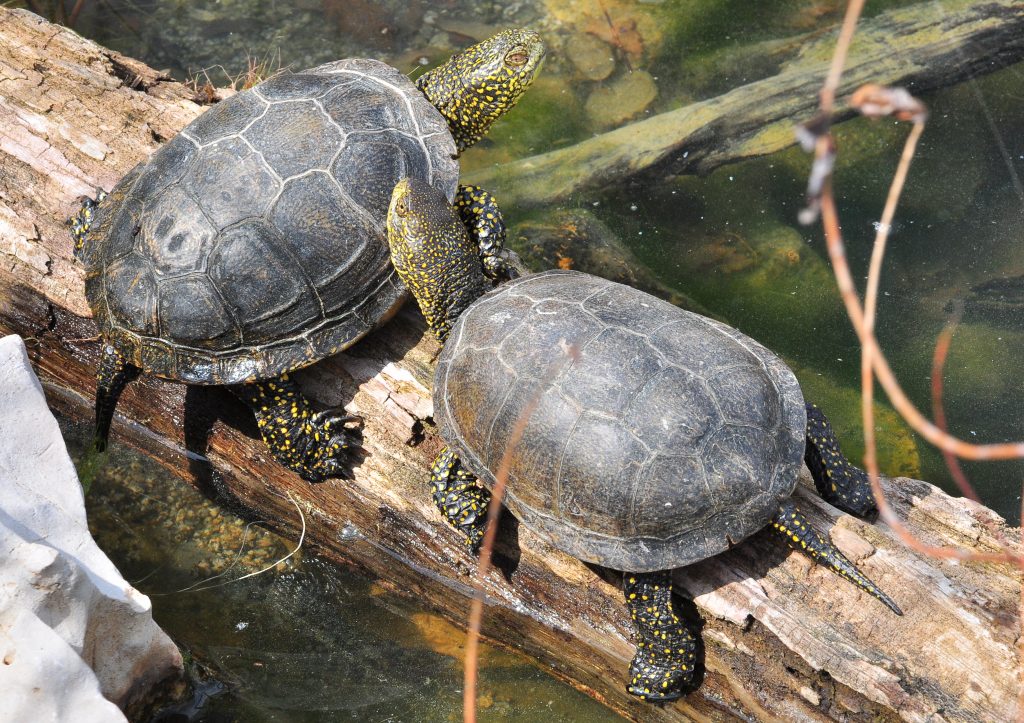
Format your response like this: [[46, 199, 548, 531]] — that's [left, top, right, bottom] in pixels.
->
[[466, 0, 1024, 208]]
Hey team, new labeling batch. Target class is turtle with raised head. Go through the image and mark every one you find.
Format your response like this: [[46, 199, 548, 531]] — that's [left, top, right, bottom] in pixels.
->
[[70, 30, 544, 481], [386, 178, 902, 702]]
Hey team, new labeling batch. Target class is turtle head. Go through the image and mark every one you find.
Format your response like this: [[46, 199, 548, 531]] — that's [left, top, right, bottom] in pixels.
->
[[417, 28, 546, 153], [387, 178, 491, 343]]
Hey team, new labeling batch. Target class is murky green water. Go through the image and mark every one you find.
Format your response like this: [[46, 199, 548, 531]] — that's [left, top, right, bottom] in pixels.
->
[[29, 0, 1024, 717], [61, 416, 619, 722]]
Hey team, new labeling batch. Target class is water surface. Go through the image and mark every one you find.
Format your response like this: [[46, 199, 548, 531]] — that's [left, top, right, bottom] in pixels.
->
[[32, 0, 1024, 717]]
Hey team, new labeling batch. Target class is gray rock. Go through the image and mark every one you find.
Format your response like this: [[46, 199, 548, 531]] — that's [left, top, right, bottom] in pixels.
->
[[0, 335, 183, 720]]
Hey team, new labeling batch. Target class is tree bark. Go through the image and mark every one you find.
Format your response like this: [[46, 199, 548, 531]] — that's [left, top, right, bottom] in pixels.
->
[[1, 7, 1020, 721]]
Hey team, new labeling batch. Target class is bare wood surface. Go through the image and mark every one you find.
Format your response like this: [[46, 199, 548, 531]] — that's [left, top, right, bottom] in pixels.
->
[[465, 0, 1024, 208], [0, 8, 1020, 721]]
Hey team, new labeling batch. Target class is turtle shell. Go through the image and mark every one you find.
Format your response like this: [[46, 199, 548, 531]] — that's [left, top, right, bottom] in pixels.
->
[[82, 59, 458, 384], [433, 270, 806, 572]]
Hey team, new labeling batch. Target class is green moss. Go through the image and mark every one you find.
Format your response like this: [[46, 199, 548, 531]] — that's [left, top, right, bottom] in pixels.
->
[[891, 322, 1024, 434]]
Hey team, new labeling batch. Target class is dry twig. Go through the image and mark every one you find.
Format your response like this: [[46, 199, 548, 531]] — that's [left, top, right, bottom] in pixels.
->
[[799, 0, 1024, 713], [929, 309, 978, 504], [463, 342, 580, 723]]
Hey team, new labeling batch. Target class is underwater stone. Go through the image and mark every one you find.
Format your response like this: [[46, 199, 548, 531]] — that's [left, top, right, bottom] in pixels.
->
[[566, 33, 616, 81], [585, 69, 658, 128]]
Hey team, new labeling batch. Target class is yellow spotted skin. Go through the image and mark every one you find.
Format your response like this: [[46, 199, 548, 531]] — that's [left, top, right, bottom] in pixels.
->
[[772, 500, 902, 615], [416, 29, 545, 153], [454, 185, 516, 281], [232, 373, 359, 482], [804, 402, 877, 517], [389, 179, 903, 702], [387, 178, 492, 344], [431, 446, 490, 550], [69, 191, 107, 259], [624, 572, 696, 702]]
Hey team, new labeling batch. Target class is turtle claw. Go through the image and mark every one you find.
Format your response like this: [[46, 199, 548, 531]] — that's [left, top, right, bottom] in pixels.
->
[[293, 410, 361, 483], [233, 375, 361, 482], [626, 656, 688, 703], [319, 407, 364, 427]]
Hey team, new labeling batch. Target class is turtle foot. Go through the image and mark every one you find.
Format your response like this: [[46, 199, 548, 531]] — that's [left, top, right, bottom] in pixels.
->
[[291, 409, 362, 483], [623, 572, 696, 703], [455, 184, 515, 282], [430, 446, 490, 551], [234, 374, 362, 482], [626, 652, 689, 702]]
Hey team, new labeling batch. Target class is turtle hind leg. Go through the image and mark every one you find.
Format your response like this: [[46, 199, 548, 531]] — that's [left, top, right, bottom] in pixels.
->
[[804, 402, 876, 518], [69, 190, 107, 260], [94, 343, 141, 452], [430, 446, 490, 551], [773, 500, 902, 615], [624, 571, 697, 702], [232, 373, 360, 483]]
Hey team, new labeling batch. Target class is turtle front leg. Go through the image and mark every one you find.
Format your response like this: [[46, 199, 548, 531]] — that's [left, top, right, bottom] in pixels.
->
[[773, 500, 902, 615], [623, 571, 697, 702], [430, 446, 491, 550], [69, 190, 107, 260], [233, 374, 360, 482], [94, 342, 141, 451], [455, 185, 518, 281], [804, 402, 876, 518]]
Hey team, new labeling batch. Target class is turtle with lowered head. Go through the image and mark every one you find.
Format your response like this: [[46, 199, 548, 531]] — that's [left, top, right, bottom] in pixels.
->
[[386, 177, 902, 702], [70, 30, 544, 481]]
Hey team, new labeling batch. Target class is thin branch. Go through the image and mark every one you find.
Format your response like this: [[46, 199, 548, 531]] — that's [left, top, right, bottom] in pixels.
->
[[67, 0, 85, 27], [819, 0, 866, 112], [464, 342, 579, 722], [1019, 494, 1024, 720], [930, 309, 979, 503], [820, 185, 1015, 563], [807, 11, 1023, 563]]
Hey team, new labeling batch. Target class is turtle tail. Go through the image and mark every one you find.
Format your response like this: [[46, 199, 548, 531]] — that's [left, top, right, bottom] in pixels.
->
[[772, 500, 902, 615]]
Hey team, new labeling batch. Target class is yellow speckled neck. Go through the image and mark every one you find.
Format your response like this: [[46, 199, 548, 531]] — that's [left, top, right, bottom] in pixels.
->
[[417, 28, 545, 152], [387, 179, 491, 342]]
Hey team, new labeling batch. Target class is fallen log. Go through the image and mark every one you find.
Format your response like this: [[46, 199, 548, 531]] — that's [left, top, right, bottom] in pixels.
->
[[465, 0, 1024, 208], [0, 7, 1020, 721]]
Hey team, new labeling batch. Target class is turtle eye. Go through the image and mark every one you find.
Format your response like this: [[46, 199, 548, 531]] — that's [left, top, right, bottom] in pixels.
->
[[504, 47, 529, 68]]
